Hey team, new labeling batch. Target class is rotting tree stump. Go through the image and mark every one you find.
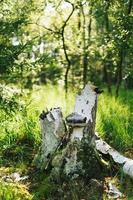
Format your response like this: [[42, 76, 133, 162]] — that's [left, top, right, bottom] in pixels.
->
[[36, 84, 133, 181]]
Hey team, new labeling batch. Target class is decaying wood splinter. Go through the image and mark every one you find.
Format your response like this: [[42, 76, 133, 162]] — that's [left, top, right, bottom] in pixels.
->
[[95, 137, 133, 178], [37, 107, 67, 170]]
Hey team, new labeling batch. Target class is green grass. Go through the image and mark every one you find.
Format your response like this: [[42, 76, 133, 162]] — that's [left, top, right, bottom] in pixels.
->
[[96, 89, 133, 151], [30, 84, 76, 115], [0, 180, 32, 200], [0, 84, 133, 199], [31, 85, 133, 151]]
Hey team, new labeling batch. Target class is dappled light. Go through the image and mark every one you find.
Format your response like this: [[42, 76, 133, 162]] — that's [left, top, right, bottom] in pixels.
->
[[0, 0, 133, 199]]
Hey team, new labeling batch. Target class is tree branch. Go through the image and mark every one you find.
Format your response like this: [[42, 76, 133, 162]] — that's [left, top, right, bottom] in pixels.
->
[[61, 0, 75, 30], [60, 1, 75, 93]]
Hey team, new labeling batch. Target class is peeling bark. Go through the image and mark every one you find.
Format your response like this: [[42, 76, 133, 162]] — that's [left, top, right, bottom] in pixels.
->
[[61, 85, 102, 178], [37, 108, 67, 170], [37, 84, 133, 180], [95, 137, 133, 179]]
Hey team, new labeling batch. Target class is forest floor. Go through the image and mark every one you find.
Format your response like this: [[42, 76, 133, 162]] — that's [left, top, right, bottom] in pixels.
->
[[0, 85, 133, 199]]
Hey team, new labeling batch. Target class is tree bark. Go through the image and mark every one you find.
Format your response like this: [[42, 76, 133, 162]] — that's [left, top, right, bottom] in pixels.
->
[[95, 136, 133, 179], [37, 84, 133, 180], [62, 85, 102, 178], [36, 108, 67, 170], [61, 29, 71, 95], [103, 64, 112, 94], [37, 85, 103, 179], [127, 0, 132, 14]]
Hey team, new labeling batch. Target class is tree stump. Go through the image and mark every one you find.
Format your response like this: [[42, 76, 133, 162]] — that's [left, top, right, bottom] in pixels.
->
[[37, 84, 133, 180], [37, 85, 103, 179], [61, 84, 102, 178], [37, 108, 67, 170]]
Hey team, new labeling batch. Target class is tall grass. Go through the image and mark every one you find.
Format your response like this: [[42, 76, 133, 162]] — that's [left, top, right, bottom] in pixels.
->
[[30, 85, 133, 151], [30, 84, 76, 116], [96, 91, 133, 151], [0, 84, 133, 199], [0, 180, 32, 200], [0, 84, 132, 162]]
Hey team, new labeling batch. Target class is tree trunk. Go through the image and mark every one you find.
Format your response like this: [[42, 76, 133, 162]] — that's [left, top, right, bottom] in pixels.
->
[[103, 64, 112, 94], [95, 137, 133, 179], [81, 6, 88, 87], [128, 0, 132, 14], [37, 85, 103, 179], [37, 84, 133, 180], [36, 108, 67, 170], [60, 1, 75, 94], [103, 0, 112, 94], [62, 85, 102, 178], [115, 48, 124, 97], [115, 0, 132, 96], [61, 29, 71, 94]]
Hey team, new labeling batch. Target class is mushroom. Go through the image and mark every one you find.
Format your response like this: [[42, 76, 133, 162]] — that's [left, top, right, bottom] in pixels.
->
[[66, 112, 87, 127]]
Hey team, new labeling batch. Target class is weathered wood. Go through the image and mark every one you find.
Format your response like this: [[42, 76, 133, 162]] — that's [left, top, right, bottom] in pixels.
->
[[37, 84, 133, 180], [95, 136, 133, 179], [37, 108, 67, 170], [61, 85, 102, 178]]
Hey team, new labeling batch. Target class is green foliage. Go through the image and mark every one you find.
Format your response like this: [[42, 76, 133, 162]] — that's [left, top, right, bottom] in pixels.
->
[[0, 0, 133, 198], [0, 85, 133, 199], [0, 0, 132, 90], [0, 86, 40, 167], [0, 84, 23, 115], [0, 180, 32, 200]]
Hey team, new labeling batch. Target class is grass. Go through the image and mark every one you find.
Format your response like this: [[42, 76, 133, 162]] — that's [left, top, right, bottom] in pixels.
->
[[30, 84, 76, 115], [0, 181, 32, 200], [96, 89, 133, 151], [0, 84, 133, 199], [31, 85, 133, 151]]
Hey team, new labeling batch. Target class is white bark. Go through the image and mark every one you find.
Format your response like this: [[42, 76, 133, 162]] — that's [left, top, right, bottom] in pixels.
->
[[74, 85, 97, 123], [39, 108, 66, 169], [38, 84, 133, 180], [95, 137, 133, 179], [67, 84, 97, 141], [63, 85, 99, 177]]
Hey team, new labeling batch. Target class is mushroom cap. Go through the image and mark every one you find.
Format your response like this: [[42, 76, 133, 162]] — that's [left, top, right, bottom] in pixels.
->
[[66, 112, 87, 127]]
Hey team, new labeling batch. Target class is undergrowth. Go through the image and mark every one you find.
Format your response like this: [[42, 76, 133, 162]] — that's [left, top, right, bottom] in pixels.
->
[[0, 84, 133, 199], [96, 89, 133, 151]]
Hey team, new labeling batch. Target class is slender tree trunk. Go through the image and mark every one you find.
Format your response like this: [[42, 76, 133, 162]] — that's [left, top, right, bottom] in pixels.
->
[[116, 48, 124, 96], [20, 64, 24, 93], [128, 0, 132, 14], [60, 1, 75, 94], [88, 17, 92, 40], [103, 64, 112, 94], [115, 0, 132, 96], [78, 9, 81, 30], [104, 1, 112, 94], [81, 5, 88, 87], [61, 29, 71, 94]]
